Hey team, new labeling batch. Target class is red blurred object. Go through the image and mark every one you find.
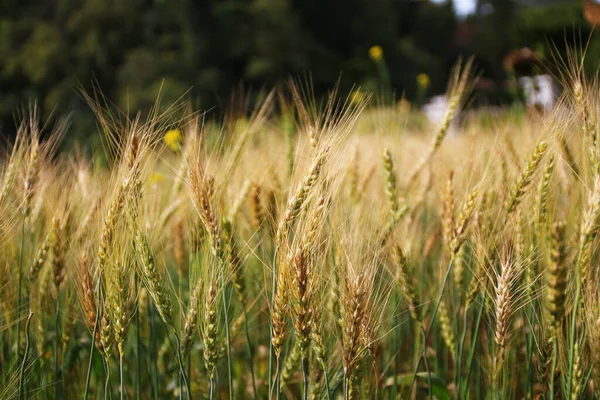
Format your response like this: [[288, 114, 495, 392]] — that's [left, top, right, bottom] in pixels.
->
[[584, 0, 600, 26], [503, 48, 541, 76]]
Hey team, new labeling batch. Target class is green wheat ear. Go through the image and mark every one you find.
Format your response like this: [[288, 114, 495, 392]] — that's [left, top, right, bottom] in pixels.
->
[[134, 232, 173, 327]]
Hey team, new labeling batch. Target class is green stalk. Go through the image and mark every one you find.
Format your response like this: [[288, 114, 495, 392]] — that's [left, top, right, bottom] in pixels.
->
[[410, 258, 454, 391], [166, 326, 191, 400], [392, 291, 399, 400], [270, 358, 281, 400], [149, 304, 158, 400], [275, 366, 281, 400], [567, 251, 585, 399], [344, 374, 348, 400], [19, 311, 33, 400], [16, 216, 26, 356], [523, 311, 533, 399], [35, 342, 42, 400], [242, 304, 257, 399], [220, 271, 234, 399], [84, 275, 102, 400], [135, 275, 141, 400], [216, 370, 222, 400], [302, 357, 309, 400], [323, 368, 331, 400], [120, 353, 124, 400], [54, 293, 62, 399], [420, 325, 432, 400], [455, 304, 470, 399], [104, 358, 111, 400], [268, 249, 279, 400], [410, 321, 421, 398], [462, 292, 484, 398], [187, 353, 191, 398], [550, 338, 558, 400], [179, 368, 182, 400], [255, 228, 268, 395]]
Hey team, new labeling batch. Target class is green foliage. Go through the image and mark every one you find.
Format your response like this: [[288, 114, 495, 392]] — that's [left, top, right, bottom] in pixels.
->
[[0, 0, 458, 141], [1, 0, 599, 143]]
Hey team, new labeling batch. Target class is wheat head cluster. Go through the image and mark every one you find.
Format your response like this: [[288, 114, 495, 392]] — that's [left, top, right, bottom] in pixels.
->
[[1, 55, 600, 400]]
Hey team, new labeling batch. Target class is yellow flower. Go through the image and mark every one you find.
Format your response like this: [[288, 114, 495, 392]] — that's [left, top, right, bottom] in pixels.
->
[[149, 173, 164, 185], [350, 90, 364, 105], [417, 73, 430, 89], [369, 45, 383, 62], [164, 129, 183, 151]]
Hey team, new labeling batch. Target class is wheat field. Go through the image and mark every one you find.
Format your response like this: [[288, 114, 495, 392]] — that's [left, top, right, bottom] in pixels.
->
[[0, 57, 599, 400]]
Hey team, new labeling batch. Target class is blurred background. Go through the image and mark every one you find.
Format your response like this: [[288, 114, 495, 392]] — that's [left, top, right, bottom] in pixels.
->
[[1, 0, 599, 146]]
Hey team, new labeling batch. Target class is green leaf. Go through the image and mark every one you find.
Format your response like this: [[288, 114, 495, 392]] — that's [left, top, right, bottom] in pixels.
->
[[415, 372, 451, 400], [388, 372, 451, 400]]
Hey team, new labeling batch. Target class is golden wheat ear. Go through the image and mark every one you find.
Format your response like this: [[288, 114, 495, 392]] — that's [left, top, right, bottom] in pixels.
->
[[407, 57, 477, 187], [505, 140, 549, 218], [134, 231, 174, 328], [545, 221, 567, 335]]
